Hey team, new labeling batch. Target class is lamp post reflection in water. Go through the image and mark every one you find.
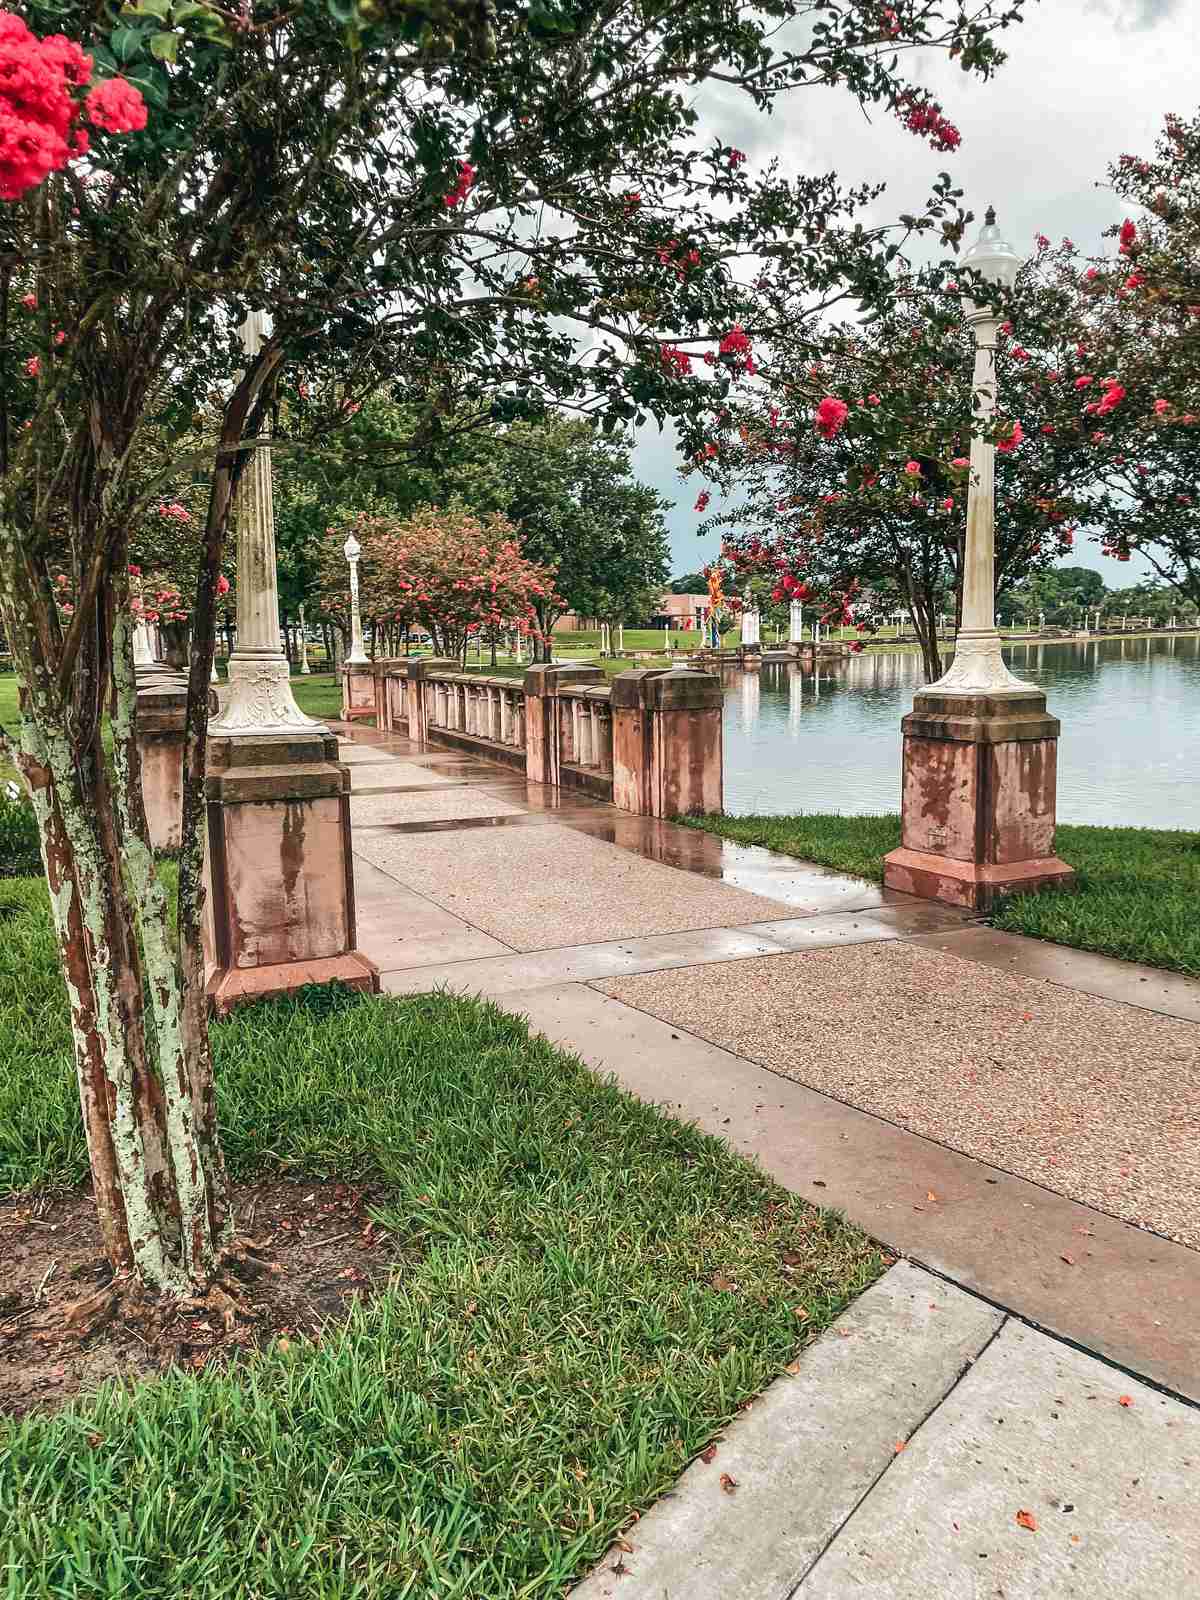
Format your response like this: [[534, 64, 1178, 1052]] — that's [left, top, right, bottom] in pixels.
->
[[739, 667, 760, 731]]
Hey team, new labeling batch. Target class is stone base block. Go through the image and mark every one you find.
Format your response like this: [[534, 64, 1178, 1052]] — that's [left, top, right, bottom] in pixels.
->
[[883, 846, 1075, 912], [887, 684, 1075, 912], [207, 950, 379, 1017], [204, 730, 376, 1015]]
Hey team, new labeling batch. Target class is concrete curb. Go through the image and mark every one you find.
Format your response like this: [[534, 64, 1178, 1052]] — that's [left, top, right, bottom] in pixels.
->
[[570, 1262, 1002, 1600]]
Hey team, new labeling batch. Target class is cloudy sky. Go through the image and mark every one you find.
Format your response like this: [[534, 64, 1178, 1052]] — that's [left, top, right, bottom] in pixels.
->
[[637, 0, 1199, 583]]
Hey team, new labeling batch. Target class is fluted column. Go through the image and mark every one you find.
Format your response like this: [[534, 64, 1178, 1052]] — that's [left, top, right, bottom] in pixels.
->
[[210, 310, 320, 735]]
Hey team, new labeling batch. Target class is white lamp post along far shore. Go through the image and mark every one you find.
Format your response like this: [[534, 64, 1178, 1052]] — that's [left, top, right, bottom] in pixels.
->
[[343, 532, 369, 665], [927, 206, 1033, 697]]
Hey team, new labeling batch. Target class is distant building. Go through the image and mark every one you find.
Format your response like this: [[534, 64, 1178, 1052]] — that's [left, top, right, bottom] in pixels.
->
[[648, 593, 708, 630]]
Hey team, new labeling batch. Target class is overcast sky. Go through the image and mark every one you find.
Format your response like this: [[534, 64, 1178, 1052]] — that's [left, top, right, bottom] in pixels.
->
[[638, 0, 1199, 584]]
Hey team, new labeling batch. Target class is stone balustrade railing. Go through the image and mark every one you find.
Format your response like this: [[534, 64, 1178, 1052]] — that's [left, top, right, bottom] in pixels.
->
[[346, 656, 722, 817]]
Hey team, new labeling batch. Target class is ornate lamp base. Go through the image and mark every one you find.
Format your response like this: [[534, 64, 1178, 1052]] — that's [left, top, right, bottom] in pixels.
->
[[209, 652, 322, 735]]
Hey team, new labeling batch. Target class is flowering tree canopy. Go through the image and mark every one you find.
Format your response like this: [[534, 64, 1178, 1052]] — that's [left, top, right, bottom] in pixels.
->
[[316, 507, 559, 655], [1011, 114, 1200, 607], [689, 286, 1091, 678]]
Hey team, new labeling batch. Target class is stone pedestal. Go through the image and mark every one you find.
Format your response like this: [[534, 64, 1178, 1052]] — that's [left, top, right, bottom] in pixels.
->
[[524, 663, 604, 788], [612, 666, 722, 818], [204, 732, 379, 1014], [135, 670, 188, 850], [882, 687, 1075, 911], [341, 662, 377, 722]]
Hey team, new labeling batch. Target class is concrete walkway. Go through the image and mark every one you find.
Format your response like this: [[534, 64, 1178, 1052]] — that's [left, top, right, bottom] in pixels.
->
[[571, 1262, 1200, 1600], [332, 720, 1200, 1593], [333, 720, 1200, 1402]]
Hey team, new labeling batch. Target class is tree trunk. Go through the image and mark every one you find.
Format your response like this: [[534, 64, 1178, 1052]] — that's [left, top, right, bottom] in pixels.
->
[[0, 341, 280, 1297]]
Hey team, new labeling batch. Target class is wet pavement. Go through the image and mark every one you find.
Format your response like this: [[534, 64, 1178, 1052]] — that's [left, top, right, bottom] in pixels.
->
[[332, 719, 1200, 1403]]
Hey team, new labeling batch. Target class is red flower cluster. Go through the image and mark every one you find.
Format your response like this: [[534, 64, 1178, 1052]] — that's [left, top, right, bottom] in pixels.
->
[[898, 95, 961, 153], [660, 344, 693, 377], [814, 395, 848, 439], [1094, 380, 1125, 417], [0, 15, 145, 201], [1118, 218, 1137, 255], [996, 420, 1024, 453], [728, 148, 746, 167], [718, 324, 755, 374], [444, 160, 476, 208], [694, 491, 710, 513]]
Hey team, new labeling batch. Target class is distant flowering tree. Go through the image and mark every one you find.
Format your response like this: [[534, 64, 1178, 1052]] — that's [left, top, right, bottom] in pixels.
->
[[316, 508, 560, 658], [0, 0, 1029, 1313]]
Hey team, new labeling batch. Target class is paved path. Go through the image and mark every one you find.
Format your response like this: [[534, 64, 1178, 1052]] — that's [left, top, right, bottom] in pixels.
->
[[571, 1262, 1200, 1600], [334, 720, 1200, 1405]]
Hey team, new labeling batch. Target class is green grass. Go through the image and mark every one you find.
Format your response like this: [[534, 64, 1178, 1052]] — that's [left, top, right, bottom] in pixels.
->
[[0, 876, 883, 1598], [289, 670, 346, 721], [680, 812, 1200, 978]]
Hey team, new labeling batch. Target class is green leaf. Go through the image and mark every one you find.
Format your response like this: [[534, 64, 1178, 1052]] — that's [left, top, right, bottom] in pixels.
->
[[149, 30, 178, 60], [109, 24, 147, 63]]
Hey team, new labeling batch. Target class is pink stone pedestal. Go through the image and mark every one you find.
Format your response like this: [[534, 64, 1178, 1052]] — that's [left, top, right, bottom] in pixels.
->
[[135, 669, 188, 850], [883, 687, 1075, 911], [341, 662, 377, 722], [612, 666, 723, 818], [524, 663, 605, 789], [204, 732, 379, 1015]]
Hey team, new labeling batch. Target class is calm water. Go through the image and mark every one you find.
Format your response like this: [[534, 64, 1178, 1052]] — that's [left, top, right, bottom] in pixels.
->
[[722, 635, 1200, 829]]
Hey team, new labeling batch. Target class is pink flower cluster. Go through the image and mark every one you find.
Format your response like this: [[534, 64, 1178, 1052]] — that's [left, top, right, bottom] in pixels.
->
[[660, 344, 693, 377], [814, 396, 848, 440], [694, 491, 710, 513], [0, 14, 145, 202], [718, 324, 756, 374], [898, 95, 961, 153], [444, 160, 476, 209], [157, 501, 192, 523]]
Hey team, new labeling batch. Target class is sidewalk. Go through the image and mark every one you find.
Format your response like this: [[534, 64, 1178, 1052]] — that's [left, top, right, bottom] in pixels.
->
[[333, 719, 1200, 1593], [334, 719, 1200, 1376]]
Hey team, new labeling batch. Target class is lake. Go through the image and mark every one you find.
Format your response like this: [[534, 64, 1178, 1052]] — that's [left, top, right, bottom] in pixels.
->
[[722, 634, 1200, 830]]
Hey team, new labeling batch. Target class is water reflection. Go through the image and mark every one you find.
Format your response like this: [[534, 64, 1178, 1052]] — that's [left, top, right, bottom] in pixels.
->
[[722, 635, 1200, 829]]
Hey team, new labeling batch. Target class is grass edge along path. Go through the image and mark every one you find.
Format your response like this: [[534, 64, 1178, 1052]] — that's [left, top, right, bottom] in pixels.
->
[[0, 874, 885, 1600], [679, 812, 1200, 979]]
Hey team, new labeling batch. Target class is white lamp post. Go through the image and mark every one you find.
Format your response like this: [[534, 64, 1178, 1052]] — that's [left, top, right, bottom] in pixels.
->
[[343, 532, 369, 665], [928, 207, 1030, 695], [210, 310, 320, 734], [883, 207, 1073, 909], [297, 604, 311, 673]]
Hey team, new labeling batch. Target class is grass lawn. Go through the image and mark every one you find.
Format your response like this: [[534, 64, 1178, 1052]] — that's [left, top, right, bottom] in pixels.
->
[[680, 812, 1200, 979], [0, 874, 884, 1598]]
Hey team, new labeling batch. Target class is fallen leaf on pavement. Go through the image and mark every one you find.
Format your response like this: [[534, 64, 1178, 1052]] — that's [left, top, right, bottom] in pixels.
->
[[1060, 1253, 1076, 1266], [1016, 1509, 1038, 1532], [700, 1444, 718, 1463], [1118, 1395, 1134, 1408], [894, 1440, 907, 1454], [926, 1191, 938, 1202], [719, 1473, 738, 1495]]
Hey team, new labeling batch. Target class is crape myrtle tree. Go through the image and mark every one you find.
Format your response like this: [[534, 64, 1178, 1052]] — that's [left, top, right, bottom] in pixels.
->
[[314, 505, 558, 656], [275, 405, 671, 655], [0, 0, 1029, 1311], [689, 278, 1093, 680], [1011, 113, 1200, 608]]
